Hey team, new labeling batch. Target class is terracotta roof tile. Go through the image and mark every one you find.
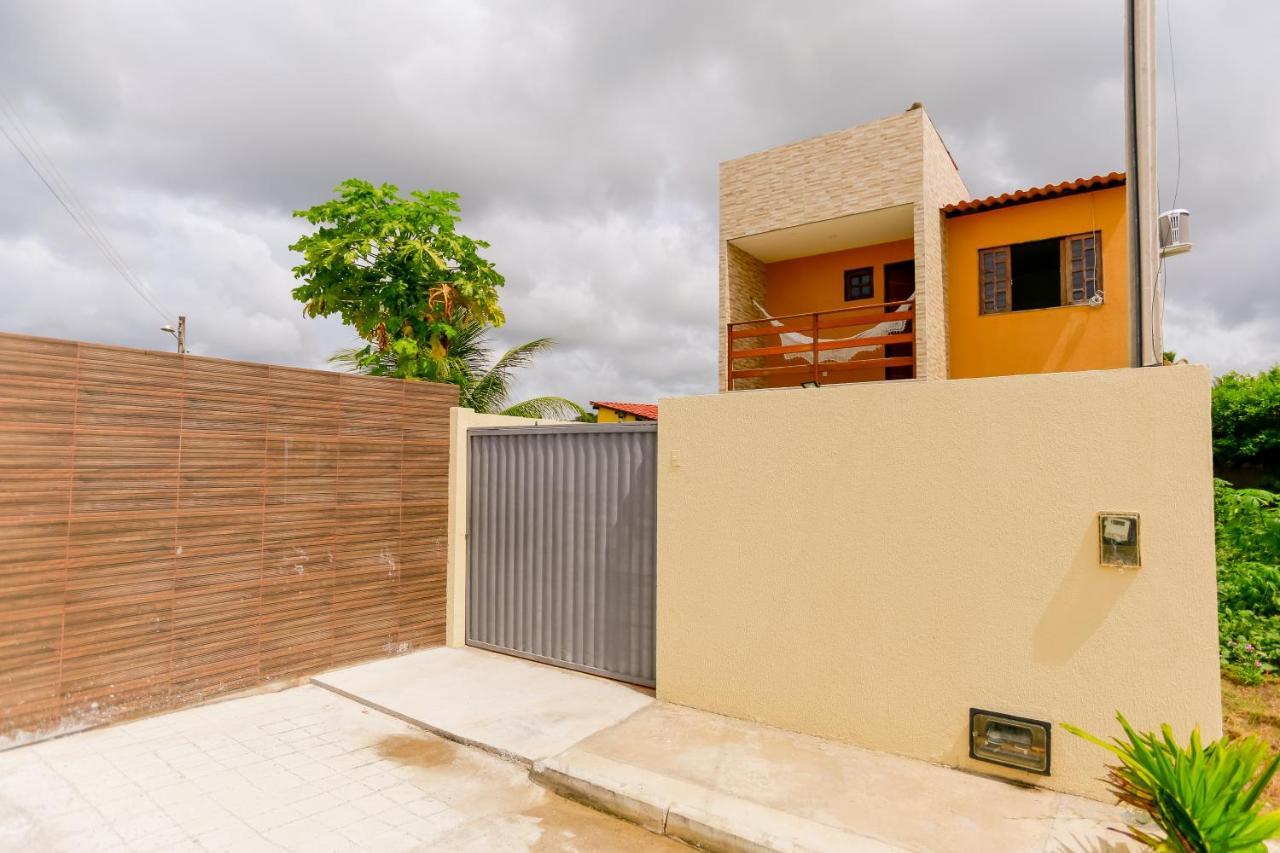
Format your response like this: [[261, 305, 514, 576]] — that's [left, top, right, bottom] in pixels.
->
[[943, 172, 1125, 217], [590, 401, 658, 421]]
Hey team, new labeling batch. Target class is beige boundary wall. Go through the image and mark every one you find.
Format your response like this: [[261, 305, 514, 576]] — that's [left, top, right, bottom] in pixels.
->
[[656, 366, 1220, 798], [445, 408, 566, 648]]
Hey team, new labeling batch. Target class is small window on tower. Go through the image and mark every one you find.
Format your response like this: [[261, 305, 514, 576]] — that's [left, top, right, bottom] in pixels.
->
[[844, 267, 873, 301]]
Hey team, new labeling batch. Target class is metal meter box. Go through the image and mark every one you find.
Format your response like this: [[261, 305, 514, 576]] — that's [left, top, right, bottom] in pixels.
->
[[1098, 512, 1141, 567]]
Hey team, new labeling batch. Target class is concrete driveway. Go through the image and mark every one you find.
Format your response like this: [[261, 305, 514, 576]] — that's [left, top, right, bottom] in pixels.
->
[[0, 684, 680, 852], [313, 647, 1139, 853]]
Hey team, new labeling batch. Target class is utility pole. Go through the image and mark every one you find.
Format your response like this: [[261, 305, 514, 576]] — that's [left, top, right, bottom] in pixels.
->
[[1124, 0, 1160, 366]]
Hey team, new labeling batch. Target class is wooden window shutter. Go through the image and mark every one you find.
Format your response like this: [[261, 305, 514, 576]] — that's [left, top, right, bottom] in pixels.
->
[[979, 246, 1011, 314], [1061, 231, 1102, 304]]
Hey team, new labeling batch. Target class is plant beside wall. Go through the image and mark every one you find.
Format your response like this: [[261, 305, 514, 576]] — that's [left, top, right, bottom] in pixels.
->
[[1216, 480, 1280, 684], [291, 179, 582, 419], [331, 313, 582, 419], [1213, 367, 1280, 491], [1065, 713, 1280, 851]]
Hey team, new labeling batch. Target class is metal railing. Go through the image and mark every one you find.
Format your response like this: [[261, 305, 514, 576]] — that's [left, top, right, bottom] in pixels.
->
[[726, 299, 915, 390]]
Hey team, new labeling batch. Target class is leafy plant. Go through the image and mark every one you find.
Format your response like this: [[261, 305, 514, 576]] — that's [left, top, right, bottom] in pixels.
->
[[1213, 368, 1280, 488], [1216, 480, 1280, 683], [331, 312, 582, 420], [1064, 712, 1280, 851], [291, 179, 505, 379], [1216, 480, 1280, 567]]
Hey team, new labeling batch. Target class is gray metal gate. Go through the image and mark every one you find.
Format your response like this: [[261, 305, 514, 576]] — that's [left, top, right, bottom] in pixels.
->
[[466, 423, 657, 686]]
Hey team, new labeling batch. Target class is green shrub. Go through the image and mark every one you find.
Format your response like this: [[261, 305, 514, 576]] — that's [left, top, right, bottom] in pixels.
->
[[1064, 712, 1280, 851], [1216, 481, 1280, 683], [1216, 480, 1280, 566], [1213, 368, 1280, 489]]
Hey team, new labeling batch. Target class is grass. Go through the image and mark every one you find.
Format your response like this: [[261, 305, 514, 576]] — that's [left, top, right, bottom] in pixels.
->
[[1222, 675, 1280, 806]]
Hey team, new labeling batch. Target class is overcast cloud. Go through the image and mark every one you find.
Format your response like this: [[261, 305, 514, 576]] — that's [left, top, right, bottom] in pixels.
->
[[1, 0, 1275, 406]]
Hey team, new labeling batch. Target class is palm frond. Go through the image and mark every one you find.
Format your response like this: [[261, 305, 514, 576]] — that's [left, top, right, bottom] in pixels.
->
[[328, 346, 367, 372], [467, 337, 558, 415], [330, 317, 570, 418], [328, 343, 396, 375], [500, 397, 585, 420]]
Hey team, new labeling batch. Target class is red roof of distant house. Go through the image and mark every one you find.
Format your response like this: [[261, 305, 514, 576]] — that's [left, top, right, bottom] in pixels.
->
[[943, 172, 1126, 217], [591, 401, 658, 421]]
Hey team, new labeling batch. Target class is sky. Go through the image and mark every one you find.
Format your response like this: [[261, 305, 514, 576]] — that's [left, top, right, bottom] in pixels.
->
[[1, 0, 1276, 407]]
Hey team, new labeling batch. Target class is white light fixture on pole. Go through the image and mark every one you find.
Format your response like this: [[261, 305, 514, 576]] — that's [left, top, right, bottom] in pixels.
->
[[161, 315, 186, 353]]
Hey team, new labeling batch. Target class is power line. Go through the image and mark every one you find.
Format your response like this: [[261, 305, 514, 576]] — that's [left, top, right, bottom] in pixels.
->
[[0, 90, 176, 325], [0, 91, 165, 316], [0, 93, 174, 324]]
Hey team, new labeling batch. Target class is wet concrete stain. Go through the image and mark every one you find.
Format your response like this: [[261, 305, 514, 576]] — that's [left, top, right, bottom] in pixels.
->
[[374, 733, 458, 769], [373, 732, 679, 850]]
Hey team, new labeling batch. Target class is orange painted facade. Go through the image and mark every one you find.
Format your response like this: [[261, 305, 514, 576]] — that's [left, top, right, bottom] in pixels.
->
[[763, 239, 915, 316], [747, 183, 1129, 386], [757, 240, 915, 386], [944, 186, 1129, 379]]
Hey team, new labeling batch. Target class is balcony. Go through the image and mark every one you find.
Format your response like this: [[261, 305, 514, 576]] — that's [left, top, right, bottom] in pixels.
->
[[727, 299, 915, 391]]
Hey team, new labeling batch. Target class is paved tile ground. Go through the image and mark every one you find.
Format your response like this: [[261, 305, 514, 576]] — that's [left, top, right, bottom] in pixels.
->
[[0, 685, 680, 852]]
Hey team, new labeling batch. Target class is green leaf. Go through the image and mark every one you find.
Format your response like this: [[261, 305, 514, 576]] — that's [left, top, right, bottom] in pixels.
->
[[326, 313, 576, 418], [1065, 713, 1280, 851], [290, 178, 506, 378]]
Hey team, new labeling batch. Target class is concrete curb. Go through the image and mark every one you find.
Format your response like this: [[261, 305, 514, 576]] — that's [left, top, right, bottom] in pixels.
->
[[532, 759, 669, 835], [308, 676, 532, 767], [532, 749, 908, 853]]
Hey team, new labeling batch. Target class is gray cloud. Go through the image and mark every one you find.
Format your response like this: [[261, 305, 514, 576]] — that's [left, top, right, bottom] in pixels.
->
[[0, 0, 1275, 408]]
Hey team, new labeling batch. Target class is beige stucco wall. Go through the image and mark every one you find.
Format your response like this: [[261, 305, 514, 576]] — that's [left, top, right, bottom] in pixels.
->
[[656, 365, 1220, 799], [718, 108, 967, 388], [445, 408, 567, 648]]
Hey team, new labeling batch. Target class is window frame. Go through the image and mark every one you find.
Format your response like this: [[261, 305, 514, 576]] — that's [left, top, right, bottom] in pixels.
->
[[843, 266, 874, 302], [977, 231, 1102, 316], [978, 246, 1011, 315], [1060, 231, 1103, 306]]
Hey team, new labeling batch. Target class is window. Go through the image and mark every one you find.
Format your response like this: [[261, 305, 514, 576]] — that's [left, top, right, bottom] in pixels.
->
[[1062, 232, 1101, 304], [979, 231, 1101, 315], [1010, 239, 1060, 311], [844, 267, 873, 301]]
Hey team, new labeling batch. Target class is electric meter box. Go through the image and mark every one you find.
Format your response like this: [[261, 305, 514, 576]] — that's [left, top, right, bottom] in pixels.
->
[[1098, 512, 1140, 567]]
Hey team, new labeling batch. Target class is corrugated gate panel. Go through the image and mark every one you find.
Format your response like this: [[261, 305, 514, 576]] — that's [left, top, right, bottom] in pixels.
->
[[466, 424, 656, 686]]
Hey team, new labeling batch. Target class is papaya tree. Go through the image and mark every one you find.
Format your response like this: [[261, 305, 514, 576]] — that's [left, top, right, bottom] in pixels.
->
[[290, 179, 504, 378]]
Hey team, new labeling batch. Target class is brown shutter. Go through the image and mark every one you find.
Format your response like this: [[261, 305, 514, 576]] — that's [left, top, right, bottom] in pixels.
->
[[979, 246, 1011, 314], [1061, 231, 1102, 304]]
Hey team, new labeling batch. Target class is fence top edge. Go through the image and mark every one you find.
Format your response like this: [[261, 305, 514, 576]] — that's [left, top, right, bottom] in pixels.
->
[[467, 423, 657, 436]]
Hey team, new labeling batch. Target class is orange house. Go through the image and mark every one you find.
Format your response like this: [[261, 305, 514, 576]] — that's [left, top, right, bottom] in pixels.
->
[[720, 106, 1133, 390]]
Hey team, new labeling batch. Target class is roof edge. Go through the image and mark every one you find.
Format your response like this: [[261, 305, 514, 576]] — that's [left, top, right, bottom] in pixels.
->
[[590, 400, 659, 420], [943, 172, 1125, 217]]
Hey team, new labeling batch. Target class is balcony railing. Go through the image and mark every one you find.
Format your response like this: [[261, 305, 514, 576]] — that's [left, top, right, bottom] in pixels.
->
[[727, 299, 915, 391]]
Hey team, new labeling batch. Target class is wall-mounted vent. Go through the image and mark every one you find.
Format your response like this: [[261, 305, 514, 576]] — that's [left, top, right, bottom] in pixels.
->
[[1158, 209, 1192, 257], [969, 709, 1051, 775]]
